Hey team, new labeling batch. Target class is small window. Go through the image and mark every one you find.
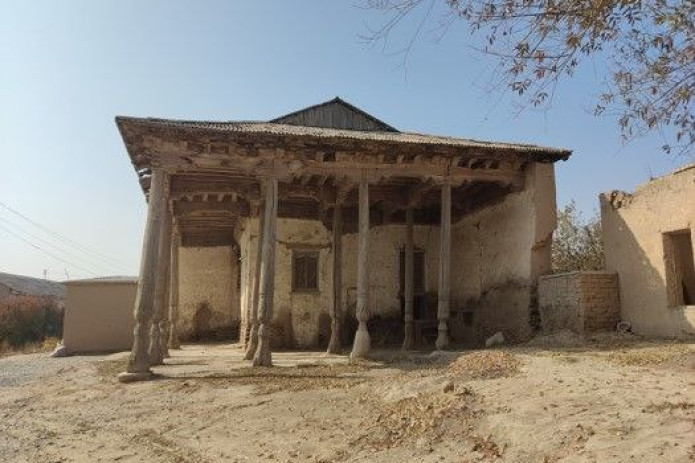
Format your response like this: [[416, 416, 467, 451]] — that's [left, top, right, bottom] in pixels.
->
[[663, 229, 695, 307], [292, 250, 319, 292]]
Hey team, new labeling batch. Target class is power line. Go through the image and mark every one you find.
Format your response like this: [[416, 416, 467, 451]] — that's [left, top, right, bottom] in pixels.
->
[[0, 223, 98, 277], [0, 201, 133, 270], [0, 216, 120, 275]]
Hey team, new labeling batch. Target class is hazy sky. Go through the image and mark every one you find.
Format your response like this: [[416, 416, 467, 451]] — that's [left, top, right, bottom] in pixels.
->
[[0, 1, 688, 280]]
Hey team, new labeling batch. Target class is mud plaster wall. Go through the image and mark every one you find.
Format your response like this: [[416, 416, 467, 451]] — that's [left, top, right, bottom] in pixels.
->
[[178, 246, 239, 340], [450, 163, 556, 343], [601, 164, 695, 338], [236, 217, 334, 348], [234, 163, 556, 347], [538, 272, 620, 333], [62, 282, 137, 353], [235, 216, 441, 348]]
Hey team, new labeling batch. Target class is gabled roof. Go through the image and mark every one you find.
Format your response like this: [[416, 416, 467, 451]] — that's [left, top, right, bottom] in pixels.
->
[[0, 272, 65, 299], [270, 97, 399, 132]]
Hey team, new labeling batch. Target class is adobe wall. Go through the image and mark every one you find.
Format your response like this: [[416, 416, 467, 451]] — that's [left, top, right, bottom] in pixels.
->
[[538, 271, 620, 333], [62, 280, 137, 353], [178, 245, 240, 340], [231, 163, 556, 348], [450, 162, 556, 343], [601, 164, 695, 338]]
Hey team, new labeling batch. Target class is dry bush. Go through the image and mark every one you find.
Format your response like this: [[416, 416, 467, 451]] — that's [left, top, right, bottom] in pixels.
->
[[0, 295, 63, 351]]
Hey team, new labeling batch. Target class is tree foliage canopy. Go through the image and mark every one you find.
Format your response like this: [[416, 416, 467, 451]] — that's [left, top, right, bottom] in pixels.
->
[[552, 201, 604, 273], [365, 0, 694, 154]]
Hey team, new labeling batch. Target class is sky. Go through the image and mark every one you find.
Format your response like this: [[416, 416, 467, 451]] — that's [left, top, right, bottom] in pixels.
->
[[0, 1, 689, 280]]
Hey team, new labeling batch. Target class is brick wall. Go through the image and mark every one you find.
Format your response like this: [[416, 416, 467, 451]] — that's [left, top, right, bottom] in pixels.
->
[[538, 272, 620, 334]]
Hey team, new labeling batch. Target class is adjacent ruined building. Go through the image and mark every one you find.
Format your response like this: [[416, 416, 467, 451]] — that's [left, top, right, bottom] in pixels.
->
[[115, 97, 570, 380], [601, 163, 695, 339]]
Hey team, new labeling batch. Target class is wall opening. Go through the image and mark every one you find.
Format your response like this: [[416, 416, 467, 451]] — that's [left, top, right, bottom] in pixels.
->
[[292, 250, 319, 293], [663, 229, 695, 307]]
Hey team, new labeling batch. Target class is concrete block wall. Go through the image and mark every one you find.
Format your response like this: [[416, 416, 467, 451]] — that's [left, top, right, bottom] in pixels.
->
[[538, 271, 620, 334]]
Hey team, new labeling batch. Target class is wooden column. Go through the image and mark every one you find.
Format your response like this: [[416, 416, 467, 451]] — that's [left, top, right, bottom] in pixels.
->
[[118, 169, 166, 382], [402, 205, 415, 350], [168, 229, 181, 349], [326, 202, 343, 354], [244, 200, 265, 360], [239, 245, 249, 348], [149, 192, 172, 365], [350, 177, 371, 359], [436, 181, 452, 350], [253, 178, 278, 366], [161, 211, 174, 356]]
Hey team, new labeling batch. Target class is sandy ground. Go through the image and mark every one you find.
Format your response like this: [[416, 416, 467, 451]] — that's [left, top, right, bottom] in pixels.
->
[[1, 334, 694, 463]]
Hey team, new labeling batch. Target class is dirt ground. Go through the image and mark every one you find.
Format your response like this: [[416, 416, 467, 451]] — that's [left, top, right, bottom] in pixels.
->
[[1, 333, 694, 462]]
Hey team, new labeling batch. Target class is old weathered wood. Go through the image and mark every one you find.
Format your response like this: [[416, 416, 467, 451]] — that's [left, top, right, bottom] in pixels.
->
[[402, 205, 415, 351], [436, 181, 452, 350], [244, 201, 265, 360], [327, 202, 343, 354], [350, 177, 371, 359], [253, 178, 278, 366], [118, 169, 166, 382], [160, 209, 175, 355], [149, 191, 172, 366], [168, 229, 181, 349]]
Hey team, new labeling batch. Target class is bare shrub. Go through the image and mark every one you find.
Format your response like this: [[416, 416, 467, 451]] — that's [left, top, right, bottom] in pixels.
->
[[0, 295, 63, 350]]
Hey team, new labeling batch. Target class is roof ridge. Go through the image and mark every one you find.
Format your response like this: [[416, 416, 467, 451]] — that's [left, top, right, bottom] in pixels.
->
[[269, 96, 398, 132]]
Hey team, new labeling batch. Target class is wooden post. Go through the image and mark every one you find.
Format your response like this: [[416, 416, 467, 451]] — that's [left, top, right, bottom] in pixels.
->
[[402, 205, 415, 350], [244, 199, 265, 360], [149, 190, 172, 365], [239, 245, 249, 348], [327, 202, 343, 354], [436, 181, 451, 350], [160, 210, 174, 357], [168, 229, 181, 349], [350, 177, 371, 359], [118, 169, 166, 382], [253, 178, 278, 366]]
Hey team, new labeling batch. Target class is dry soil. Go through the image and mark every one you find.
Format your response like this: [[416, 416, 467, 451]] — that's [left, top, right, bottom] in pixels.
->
[[0, 334, 693, 462]]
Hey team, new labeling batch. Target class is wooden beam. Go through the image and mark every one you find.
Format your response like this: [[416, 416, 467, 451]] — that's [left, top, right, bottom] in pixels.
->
[[173, 199, 249, 217]]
